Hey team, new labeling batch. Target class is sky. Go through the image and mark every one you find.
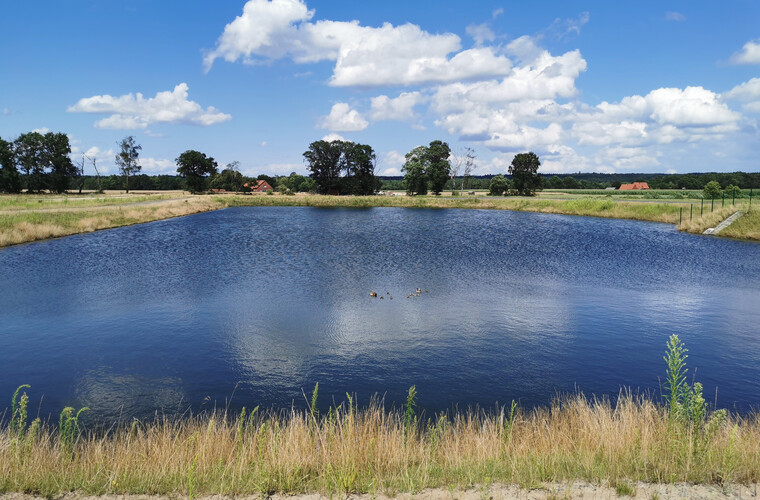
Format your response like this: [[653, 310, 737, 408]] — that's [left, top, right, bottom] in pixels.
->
[[1, 1, 759, 177]]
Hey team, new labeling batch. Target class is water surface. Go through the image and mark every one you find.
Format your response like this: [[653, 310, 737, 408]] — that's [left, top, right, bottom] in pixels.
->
[[1, 207, 759, 420]]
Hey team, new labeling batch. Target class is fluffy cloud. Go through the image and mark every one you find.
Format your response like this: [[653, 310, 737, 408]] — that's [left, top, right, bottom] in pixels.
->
[[321, 133, 346, 142], [319, 103, 368, 131], [646, 87, 739, 126], [68, 83, 231, 129], [724, 78, 760, 113], [466, 23, 495, 46], [204, 0, 512, 87], [729, 39, 760, 65], [369, 91, 425, 122], [128, 158, 175, 175]]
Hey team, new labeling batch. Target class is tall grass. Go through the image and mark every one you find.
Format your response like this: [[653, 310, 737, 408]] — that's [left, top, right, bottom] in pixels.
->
[[1, 393, 758, 496]]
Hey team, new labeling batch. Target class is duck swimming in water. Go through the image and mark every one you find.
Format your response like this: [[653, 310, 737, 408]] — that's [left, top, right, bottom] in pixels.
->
[[370, 291, 377, 297]]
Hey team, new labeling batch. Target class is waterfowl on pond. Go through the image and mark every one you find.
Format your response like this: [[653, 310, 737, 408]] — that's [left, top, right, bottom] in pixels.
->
[[370, 291, 377, 297]]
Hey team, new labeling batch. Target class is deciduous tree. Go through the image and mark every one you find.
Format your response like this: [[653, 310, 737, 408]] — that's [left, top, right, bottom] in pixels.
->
[[426, 140, 451, 195], [0, 136, 22, 193], [303, 140, 343, 194], [14, 132, 46, 192], [703, 180, 722, 199], [489, 174, 508, 196], [508, 152, 542, 196], [176, 150, 218, 193], [402, 146, 428, 195], [115, 136, 142, 193]]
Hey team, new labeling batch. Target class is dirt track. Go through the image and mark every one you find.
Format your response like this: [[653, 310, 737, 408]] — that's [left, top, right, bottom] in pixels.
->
[[2, 482, 758, 500]]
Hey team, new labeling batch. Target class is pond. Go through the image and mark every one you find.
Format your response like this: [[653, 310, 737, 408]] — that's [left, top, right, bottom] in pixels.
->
[[1, 207, 759, 421]]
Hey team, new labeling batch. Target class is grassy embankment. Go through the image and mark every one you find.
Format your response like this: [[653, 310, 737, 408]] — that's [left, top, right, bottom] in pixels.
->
[[225, 194, 759, 240], [1, 191, 757, 247], [0, 193, 225, 247], [1, 386, 759, 495]]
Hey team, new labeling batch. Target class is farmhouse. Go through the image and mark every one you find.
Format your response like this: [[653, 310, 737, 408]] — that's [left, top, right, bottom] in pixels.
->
[[619, 182, 650, 190], [244, 180, 273, 192]]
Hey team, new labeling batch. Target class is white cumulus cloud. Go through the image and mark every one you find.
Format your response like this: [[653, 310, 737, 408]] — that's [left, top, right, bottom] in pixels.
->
[[321, 133, 346, 142], [204, 0, 512, 87], [729, 39, 760, 65], [369, 91, 426, 122], [68, 83, 231, 129], [319, 103, 368, 131]]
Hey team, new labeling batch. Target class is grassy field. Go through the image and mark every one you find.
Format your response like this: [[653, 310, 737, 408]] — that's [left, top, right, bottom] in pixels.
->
[[0, 191, 757, 247]]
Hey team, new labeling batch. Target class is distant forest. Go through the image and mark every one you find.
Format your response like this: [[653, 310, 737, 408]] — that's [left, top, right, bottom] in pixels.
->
[[68, 171, 760, 192]]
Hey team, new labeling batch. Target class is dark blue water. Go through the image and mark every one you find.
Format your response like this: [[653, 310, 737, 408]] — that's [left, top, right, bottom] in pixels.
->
[[1, 207, 759, 421]]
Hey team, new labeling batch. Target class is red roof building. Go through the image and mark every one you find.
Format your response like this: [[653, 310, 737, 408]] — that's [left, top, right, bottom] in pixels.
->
[[619, 182, 650, 190], [244, 180, 273, 192]]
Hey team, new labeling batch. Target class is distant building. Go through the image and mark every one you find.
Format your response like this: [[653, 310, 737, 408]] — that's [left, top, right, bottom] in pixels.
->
[[619, 182, 650, 190], [244, 180, 273, 192]]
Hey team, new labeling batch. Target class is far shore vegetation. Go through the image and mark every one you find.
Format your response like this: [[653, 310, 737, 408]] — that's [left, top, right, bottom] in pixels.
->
[[1, 336, 759, 497], [1, 189, 759, 247], [1, 131, 759, 246]]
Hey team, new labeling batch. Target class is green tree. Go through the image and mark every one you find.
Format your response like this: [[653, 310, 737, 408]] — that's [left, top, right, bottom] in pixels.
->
[[402, 146, 428, 195], [545, 175, 563, 189], [489, 174, 508, 196], [176, 150, 218, 193], [303, 140, 380, 195], [426, 140, 451, 195], [343, 142, 380, 195], [509, 152, 542, 196], [303, 140, 343, 194], [724, 184, 742, 199], [703, 180, 722, 199], [210, 162, 244, 192], [0, 136, 22, 193], [13, 132, 47, 192], [562, 176, 580, 190], [115, 136, 142, 193], [44, 132, 77, 194]]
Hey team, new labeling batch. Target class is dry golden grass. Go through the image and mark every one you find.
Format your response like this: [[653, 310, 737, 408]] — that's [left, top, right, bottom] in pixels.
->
[[0, 197, 226, 247], [1, 394, 758, 497]]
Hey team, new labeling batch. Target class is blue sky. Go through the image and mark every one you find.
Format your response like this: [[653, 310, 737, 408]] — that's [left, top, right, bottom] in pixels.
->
[[1, 1, 759, 177]]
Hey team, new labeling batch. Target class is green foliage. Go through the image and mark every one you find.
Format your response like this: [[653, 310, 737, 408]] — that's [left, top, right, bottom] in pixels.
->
[[303, 140, 380, 195], [703, 180, 722, 199], [404, 385, 417, 433], [11, 384, 31, 440], [724, 184, 742, 199], [508, 152, 542, 196], [663, 334, 688, 418], [210, 162, 244, 192], [176, 150, 219, 193], [0, 137, 22, 193], [402, 146, 428, 195], [115, 136, 142, 193], [489, 174, 508, 196], [426, 140, 452, 195], [59, 406, 89, 451], [401, 141, 452, 195], [662, 335, 713, 431], [310, 382, 319, 421]]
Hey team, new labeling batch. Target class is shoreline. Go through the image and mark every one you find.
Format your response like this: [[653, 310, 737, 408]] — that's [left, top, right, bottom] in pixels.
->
[[1, 193, 757, 248]]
